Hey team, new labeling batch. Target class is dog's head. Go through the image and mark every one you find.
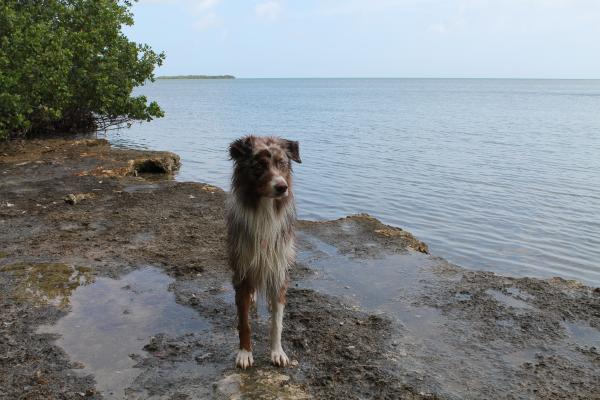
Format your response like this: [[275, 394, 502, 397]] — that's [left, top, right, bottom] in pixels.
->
[[229, 135, 301, 199]]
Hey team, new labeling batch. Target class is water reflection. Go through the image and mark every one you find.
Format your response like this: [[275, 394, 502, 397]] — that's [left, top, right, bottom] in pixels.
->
[[38, 267, 209, 399]]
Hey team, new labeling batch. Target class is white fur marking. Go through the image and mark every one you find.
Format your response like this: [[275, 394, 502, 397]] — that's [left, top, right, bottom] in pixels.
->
[[270, 176, 288, 197], [270, 301, 289, 367], [271, 176, 286, 187], [271, 348, 289, 367], [228, 196, 295, 295], [235, 349, 254, 369]]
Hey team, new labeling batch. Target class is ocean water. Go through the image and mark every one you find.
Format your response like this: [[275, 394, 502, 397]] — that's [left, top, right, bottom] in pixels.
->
[[109, 79, 600, 286]]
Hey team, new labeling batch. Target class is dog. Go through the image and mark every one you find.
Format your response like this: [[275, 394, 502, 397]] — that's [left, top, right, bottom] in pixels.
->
[[226, 135, 301, 369]]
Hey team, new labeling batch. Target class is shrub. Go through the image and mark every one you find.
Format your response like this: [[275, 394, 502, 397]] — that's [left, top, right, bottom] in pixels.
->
[[0, 0, 165, 139]]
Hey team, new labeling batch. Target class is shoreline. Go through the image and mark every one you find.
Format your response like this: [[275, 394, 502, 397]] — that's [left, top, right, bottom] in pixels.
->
[[156, 75, 235, 80], [1, 138, 599, 399]]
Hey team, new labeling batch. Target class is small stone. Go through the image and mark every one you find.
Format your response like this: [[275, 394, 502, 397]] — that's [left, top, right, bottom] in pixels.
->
[[195, 353, 212, 362], [64, 193, 94, 205]]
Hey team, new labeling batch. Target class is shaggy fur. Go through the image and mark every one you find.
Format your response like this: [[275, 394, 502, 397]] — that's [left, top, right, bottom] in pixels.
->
[[226, 135, 301, 369]]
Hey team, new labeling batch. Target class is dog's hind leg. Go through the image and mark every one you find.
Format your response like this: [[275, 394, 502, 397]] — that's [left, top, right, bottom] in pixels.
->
[[269, 283, 290, 367], [234, 279, 254, 369]]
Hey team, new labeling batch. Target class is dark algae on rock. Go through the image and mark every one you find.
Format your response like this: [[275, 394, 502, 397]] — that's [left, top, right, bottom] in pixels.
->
[[1, 139, 599, 399]]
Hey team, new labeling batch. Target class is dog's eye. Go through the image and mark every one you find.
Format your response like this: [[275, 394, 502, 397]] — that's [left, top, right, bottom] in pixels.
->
[[259, 159, 269, 169], [276, 159, 287, 169], [253, 161, 267, 175]]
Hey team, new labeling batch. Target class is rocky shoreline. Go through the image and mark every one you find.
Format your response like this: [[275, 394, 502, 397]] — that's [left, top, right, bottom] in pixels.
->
[[1, 139, 599, 399]]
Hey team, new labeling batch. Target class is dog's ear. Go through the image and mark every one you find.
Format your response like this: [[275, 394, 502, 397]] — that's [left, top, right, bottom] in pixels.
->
[[229, 137, 252, 161], [284, 140, 301, 164]]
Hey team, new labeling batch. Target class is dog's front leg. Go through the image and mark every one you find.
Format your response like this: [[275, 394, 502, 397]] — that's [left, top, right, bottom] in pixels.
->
[[234, 279, 254, 369], [270, 285, 290, 367]]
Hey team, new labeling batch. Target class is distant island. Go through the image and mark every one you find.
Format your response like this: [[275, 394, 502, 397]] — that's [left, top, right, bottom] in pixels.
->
[[156, 75, 235, 80]]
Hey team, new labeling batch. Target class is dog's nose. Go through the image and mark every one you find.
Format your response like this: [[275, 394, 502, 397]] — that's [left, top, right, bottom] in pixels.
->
[[274, 183, 288, 194]]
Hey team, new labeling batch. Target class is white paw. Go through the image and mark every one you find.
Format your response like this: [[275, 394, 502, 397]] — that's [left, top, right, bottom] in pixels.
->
[[270, 348, 289, 367], [235, 349, 253, 369]]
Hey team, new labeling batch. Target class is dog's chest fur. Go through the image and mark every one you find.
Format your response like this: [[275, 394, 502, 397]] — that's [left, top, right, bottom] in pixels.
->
[[227, 196, 296, 293]]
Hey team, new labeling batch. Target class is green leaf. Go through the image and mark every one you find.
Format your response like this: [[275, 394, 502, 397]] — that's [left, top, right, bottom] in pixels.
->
[[0, 0, 165, 139]]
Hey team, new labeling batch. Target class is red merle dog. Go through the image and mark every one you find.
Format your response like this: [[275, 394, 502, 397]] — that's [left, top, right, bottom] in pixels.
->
[[226, 135, 301, 369]]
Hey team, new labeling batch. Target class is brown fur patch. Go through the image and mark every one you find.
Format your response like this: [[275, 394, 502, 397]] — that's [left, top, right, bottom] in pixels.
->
[[235, 279, 254, 351]]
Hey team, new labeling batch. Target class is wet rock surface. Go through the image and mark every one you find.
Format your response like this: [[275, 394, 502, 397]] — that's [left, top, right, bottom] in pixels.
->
[[1, 139, 599, 399]]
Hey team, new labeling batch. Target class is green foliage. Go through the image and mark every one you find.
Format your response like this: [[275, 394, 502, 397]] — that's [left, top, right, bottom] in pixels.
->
[[0, 0, 165, 139]]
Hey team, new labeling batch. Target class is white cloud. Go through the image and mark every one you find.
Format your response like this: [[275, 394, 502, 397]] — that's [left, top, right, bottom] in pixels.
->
[[190, 0, 223, 31], [315, 0, 411, 16], [428, 23, 448, 34], [316, 0, 600, 15], [138, 0, 224, 30], [256, 1, 282, 21], [194, 12, 221, 30], [194, 0, 222, 12]]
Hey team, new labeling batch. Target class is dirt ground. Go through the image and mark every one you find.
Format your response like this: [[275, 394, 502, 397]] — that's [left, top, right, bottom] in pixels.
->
[[1, 139, 599, 400]]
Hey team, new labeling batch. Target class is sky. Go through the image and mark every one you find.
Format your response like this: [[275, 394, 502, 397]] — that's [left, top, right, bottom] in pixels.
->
[[126, 0, 600, 78]]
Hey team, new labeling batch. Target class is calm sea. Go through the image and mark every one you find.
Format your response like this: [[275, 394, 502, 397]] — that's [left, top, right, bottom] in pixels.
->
[[109, 79, 600, 286]]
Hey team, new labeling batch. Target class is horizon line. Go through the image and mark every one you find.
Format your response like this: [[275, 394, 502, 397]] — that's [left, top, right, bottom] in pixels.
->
[[156, 75, 600, 80]]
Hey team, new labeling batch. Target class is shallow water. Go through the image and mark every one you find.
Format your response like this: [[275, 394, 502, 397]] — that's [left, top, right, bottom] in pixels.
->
[[485, 289, 535, 310], [38, 267, 209, 399], [109, 78, 600, 286], [297, 232, 439, 317], [28, 237, 599, 398], [296, 232, 600, 399]]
